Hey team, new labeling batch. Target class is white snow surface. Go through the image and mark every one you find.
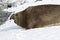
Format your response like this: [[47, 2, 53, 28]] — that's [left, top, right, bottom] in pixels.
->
[[0, 20, 60, 40], [0, 0, 60, 40], [3, 0, 60, 14]]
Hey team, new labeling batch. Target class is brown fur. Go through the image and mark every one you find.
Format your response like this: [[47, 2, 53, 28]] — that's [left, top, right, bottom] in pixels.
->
[[10, 5, 60, 29]]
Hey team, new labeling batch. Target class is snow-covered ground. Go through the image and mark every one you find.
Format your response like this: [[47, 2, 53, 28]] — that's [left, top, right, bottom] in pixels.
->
[[0, 20, 60, 40], [3, 0, 60, 14], [0, 0, 60, 40]]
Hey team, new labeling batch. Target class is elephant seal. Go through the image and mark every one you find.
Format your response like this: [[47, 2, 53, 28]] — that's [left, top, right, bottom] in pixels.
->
[[10, 5, 60, 29]]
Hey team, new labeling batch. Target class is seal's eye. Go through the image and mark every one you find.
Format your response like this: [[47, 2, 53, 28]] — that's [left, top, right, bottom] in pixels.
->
[[7, 4, 12, 8]]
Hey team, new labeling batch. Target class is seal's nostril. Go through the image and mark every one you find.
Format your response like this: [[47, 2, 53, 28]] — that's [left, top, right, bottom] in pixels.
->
[[7, 4, 12, 8]]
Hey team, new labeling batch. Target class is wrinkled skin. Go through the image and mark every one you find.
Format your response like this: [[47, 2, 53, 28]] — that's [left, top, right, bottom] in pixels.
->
[[10, 5, 60, 29]]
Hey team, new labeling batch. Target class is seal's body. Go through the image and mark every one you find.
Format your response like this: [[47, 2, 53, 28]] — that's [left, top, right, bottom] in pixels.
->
[[10, 5, 60, 29]]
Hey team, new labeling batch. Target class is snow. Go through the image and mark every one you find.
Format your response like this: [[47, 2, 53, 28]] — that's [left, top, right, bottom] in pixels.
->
[[0, 0, 60, 40], [0, 19, 24, 32], [3, 0, 60, 14], [16, 26, 60, 40], [0, 22, 60, 40]]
